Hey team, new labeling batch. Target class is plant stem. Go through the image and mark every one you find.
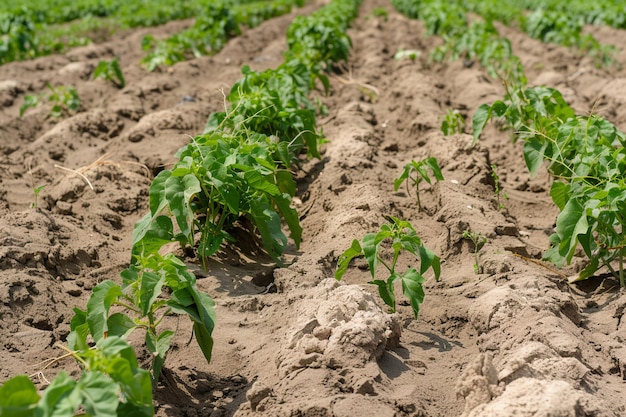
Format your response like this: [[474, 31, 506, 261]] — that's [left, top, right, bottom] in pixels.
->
[[619, 248, 626, 288]]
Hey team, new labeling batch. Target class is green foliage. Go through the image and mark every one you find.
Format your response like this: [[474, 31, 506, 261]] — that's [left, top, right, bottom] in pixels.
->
[[368, 7, 389, 20], [31, 184, 46, 209], [67, 252, 216, 383], [141, 4, 240, 71], [521, 8, 615, 67], [93, 58, 125, 88], [142, 0, 304, 71], [132, 130, 302, 264], [336, 216, 441, 318], [441, 108, 465, 135], [463, 229, 487, 274], [393, 48, 420, 61], [473, 82, 626, 285], [20, 84, 80, 118], [0, 336, 153, 417], [394, 157, 444, 212]]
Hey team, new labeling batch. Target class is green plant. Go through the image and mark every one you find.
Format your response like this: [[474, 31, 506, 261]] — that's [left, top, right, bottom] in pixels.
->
[[490, 164, 508, 209], [368, 7, 389, 20], [20, 84, 80, 118], [31, 184, 46, 209], [70, 252, 216, 384], [473, 81, 626, 286], [0, 336, 153, 417], [394, 157, 444, 212], [393, 48, 420, 61], [441, 108, 465, 135], [463, 229, 487, 274], [336, 216, 441, 318], [93, 58, 125, 88]]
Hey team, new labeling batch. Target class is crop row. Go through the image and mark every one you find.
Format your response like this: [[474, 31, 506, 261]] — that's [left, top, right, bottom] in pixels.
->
[[141, 0, 304, 71], [507, 0, 626, 29], [393, 0, 626, 286], [0, 0, 273, 65], [393, 0, 615, 68], [457, 0, 615, 67], [0, 0, 363, 415], [474, 81, 626, 287]]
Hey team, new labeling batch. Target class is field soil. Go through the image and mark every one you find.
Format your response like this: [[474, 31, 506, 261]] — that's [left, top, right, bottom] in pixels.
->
[[1, 0, 626, 415]]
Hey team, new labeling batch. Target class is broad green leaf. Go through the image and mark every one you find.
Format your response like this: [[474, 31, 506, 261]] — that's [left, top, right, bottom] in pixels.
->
[[393, 165, 411, 191], [106, 313, 136, 339], [139, 270, 165, 316], [37, 372, 79, 417], [335, 239, 363, 280], [244, 170, 280, 196], [168, 286, 216, 365], [87, 281, 123, 342], [555, 198, 588, 263], [76, 371, 119, 417], [368, 278, 395, 313], [362, 232, 380, 279], [131, 215, 175, 258], [273, 193, 302, 249], [164, 172, 201, 246], [523, 138, 548, 176], [275, 170, 296, 197], [472, 103, 493, 144], [0, 375, 39, 417], [549, 181, 570, 210], [250, 204, 287, 261], [418, 244, 440, 279], [573, 256, 600, 282], [68, 308, 89, 351], [424, 157, 444, 181], [145, 330, 174, 382], [148, 170, 171, 217], [193, 321, 215, 364], [401, 268, 426, 319], [190, 290, 216, 364]]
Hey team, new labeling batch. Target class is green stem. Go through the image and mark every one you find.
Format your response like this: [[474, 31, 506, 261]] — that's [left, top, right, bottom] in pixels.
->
[[619, 248, 626, 288], [378, 256, 393, 275], [416, 186, 422, 212], [115, 300, 142, 314]]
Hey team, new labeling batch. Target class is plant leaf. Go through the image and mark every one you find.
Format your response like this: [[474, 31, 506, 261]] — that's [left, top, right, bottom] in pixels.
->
[[400, 268, 426, 319], [0, 375, 39, 417], [335, 239, 363, 280], [87, 281, 123, 342]]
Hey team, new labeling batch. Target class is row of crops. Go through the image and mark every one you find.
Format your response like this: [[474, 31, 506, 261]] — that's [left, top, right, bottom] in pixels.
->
[[390, 0, 626, 288], [2, 0, 625, 67], [0, 0, 364, 414], [0, 0, 304, 66]]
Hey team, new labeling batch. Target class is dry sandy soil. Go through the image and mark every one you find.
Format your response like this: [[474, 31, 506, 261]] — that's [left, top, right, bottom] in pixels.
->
[[1, 0, 626, 415]]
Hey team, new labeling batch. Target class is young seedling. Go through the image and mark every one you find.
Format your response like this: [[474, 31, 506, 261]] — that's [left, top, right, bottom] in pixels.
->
[[367, 7, 389, 20], [93, 58, 126, 88], [31, 184, 45, 208], [394, 157, 444, 212], [394, 48, 421, 61], [336, 216, 440, 319], [490, 164, 508, 209], [463, 229, 487, 274], [70, 252, 216, 384], [20, 84, 80, 118], [441, 108, 465, 135]]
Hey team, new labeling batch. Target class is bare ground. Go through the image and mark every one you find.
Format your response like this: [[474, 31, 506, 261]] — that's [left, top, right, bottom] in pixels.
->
[[1, 0, 626, 416]]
